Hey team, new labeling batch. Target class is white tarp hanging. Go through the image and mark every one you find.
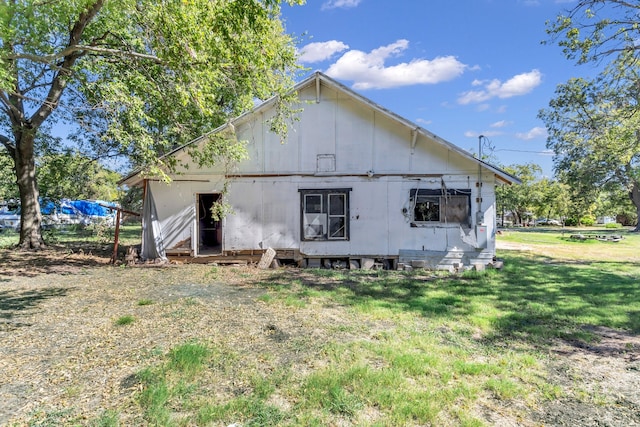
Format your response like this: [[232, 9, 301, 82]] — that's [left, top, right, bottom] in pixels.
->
[[141, 185, 167, 261]]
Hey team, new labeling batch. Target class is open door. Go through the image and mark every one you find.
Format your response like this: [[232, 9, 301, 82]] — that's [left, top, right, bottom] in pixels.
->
[[197, 193, 222, 256]]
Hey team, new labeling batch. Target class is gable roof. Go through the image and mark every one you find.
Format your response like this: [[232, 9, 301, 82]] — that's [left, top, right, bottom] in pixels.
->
[[120, 71, 521, 186]]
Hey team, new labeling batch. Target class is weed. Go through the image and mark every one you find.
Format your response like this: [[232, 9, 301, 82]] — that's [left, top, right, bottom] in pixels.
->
[[485, 377, 523, 399], [26, 408, 79, 426], [197, 397, 286, 426], [283, 295, 306, 308], [89, 410, 120, 427], [257, 294, 273, 303], [168, 341, 210, 376], [89, 221, 115, 243], [114, 315, 135, 326], [137, 298, 153, 306], [205, 266, 219, 279]]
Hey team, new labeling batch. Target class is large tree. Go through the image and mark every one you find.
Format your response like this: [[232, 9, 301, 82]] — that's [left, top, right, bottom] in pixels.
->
[[539, 65, 640, 231], [37, 150, 121, 202], [496, 163, 543, 226], [544, 0, 640, 231], [0, 0, 302, 249], [546, 0, 640, 65]]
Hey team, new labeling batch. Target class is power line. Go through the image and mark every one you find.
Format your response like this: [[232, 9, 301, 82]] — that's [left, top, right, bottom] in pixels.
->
[[496, 148, 553, 154]]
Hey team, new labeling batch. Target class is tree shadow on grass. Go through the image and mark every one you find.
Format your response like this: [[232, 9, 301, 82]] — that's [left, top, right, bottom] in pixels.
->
[[0, 246, 108, 278], [0, 287, 69, 330], [262, 255, 640, 349], [474, 255, 640, 352]]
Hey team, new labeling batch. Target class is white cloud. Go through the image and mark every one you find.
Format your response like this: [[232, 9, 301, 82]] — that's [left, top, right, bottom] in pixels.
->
[[325, 39, 467, 90], [515, 126, 548, 140], [322, 0, 362, 10], [464, 130, 503, 138], [298, 41, 350, 63], [458, 69, 543, 104], [491, 120, 510, 128]]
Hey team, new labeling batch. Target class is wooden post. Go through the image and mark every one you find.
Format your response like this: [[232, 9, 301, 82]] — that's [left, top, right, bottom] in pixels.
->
[[110, 209, 122, 264], [93, 203, 139, 265]]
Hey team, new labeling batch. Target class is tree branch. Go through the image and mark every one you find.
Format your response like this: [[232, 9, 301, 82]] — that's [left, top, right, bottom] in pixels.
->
[[30, 0, 107, 128], [0, 134, 16, 158], [4, 44, 164, 65], [0, 90, 24, 124]]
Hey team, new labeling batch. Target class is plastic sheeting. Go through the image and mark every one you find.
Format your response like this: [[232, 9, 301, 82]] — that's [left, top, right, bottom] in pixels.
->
[[141, 186, 167, 261], [41, 199, 116, 217], [69, 200, 116, 217]]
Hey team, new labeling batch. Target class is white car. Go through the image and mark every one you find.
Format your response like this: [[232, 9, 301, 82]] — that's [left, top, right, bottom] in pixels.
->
[[0, 209, 20, 230], [535, 218, 562, 226], [47, 204, 91, 226]]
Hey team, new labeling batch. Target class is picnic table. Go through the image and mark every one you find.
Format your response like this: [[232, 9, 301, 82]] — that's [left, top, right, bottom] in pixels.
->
[[569, 234, 623, 242]]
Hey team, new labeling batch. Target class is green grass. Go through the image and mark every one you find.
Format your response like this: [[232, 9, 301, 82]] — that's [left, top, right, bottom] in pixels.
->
[[63, 228, 638, 425], [167, 342, 210, 377], [498, 226, 639, 261], [89, 410, 120, 427], [0, 224, 142, 248], [114, 315, 135, 326]]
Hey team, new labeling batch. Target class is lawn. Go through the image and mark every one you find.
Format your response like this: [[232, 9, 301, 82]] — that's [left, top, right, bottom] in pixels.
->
[[0, 226, 638, 426]]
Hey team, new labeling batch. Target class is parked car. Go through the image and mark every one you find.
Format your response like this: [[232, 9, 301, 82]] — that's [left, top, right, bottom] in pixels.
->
[[48, 204, 91, 226], [0, 208, 20, 230], [1, 200, 118, 230], [535, 218, 562, 226], [1, 204, 90, 230]]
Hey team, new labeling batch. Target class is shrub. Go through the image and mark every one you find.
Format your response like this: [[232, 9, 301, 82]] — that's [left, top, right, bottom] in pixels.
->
[[564, 217, 578, 226], [580, 216, 595, 226]]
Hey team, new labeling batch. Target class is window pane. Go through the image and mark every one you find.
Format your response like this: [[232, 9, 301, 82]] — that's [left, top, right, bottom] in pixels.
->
[[304, 194, 322, 214], [442, 196, 469, 223], [414, 196, 439, 221], [305, 223, 324, 238], [328, 194, 345, 215], [329, 217, 345, 238], [300, 189, 349, 241]]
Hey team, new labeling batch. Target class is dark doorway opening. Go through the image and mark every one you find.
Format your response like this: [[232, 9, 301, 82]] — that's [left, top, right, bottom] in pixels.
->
[[197, 193, 222, 255]]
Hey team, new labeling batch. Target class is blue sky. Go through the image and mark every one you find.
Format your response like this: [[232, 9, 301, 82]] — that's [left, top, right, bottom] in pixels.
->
[[281, 0, 600, 177]]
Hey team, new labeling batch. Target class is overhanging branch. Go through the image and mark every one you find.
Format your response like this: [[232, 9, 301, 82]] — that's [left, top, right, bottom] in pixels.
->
[[3, 45, 163, 65], [0, 134, 16, 158]]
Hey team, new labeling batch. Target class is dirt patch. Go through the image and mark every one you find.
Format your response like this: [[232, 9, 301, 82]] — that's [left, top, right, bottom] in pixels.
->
[[534, 327, 640, 426]]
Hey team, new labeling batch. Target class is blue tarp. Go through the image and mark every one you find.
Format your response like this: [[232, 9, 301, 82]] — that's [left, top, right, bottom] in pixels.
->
[[69, 200, 116, 217], [40, 199, 117, 217]]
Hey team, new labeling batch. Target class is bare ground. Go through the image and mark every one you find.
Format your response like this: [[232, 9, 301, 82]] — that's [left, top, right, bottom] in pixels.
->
[[1, 246, 639, 426]]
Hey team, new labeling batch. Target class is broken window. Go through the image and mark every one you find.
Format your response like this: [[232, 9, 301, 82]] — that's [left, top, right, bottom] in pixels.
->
[[410, 189, 470, 225], [300, 189, 350, 241]]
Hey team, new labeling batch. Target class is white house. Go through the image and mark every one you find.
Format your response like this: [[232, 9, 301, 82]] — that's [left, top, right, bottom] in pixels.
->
[[121, 72, 520, 270]]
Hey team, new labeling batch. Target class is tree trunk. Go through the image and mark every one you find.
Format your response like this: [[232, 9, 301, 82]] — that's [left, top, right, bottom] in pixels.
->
[[631, 181, 640, 232], [15, 132, 45, 249]]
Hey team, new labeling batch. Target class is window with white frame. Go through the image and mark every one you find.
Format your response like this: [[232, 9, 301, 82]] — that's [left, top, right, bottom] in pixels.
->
[[410, 189, 471, 225], [300, 189, 350, 240]]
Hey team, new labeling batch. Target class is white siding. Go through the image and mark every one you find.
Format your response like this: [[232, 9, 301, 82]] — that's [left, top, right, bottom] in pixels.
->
[[146, 75, 501, 265]]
